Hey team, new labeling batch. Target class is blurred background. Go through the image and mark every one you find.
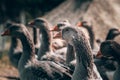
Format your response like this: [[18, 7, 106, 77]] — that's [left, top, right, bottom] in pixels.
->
[[0, 0, 120, 79]]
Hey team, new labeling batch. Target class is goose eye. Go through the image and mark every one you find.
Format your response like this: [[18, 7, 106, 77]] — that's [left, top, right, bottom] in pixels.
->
[[58, 24, 64, 27], [65, 29, 69, 32]]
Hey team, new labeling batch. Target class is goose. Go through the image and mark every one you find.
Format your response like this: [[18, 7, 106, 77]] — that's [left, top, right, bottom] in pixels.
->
[[97, 40, 120, 80], [95, 28, 120, 80], [51, 19, 70, 54], [28, 18, 66, 64], [5, 22, 40, 68], [61, 26, 102, 80], [1, 23, 72, 80], [51, 20, 75, 64], [77, 21, 110, 80]]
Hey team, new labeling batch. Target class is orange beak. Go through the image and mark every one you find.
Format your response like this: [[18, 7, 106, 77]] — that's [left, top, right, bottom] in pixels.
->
[[96, 50, 103, 58], [1, 29, 10, 36], [50, 26, 60, 31], [76, 22, 83, 27], [28, 20, 35, 25], [53, 32, 62, 38]]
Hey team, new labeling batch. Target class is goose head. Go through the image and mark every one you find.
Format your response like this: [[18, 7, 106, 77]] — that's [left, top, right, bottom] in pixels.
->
[[28, 18, 49, 30], [76, 21, 87, 27], [106, 28, 120, 40], [108, 28, 120, 36], [51, 20, 71, 31], [1, 23, 26, 38], [76, 21, 93, 28], [51, 20, 71, 38], [61, 27, 77, 45]]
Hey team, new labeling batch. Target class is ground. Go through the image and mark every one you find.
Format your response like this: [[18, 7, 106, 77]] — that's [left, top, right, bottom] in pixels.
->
[[0, 43, 19, 80], [0, 53, 19, 80]]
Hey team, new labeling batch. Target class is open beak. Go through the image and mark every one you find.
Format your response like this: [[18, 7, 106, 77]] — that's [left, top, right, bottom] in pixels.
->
[[96, 50, 103, 58], [53, 32, 62, 38], [1, 29, 10, 36], [50, 25, 59, 31]]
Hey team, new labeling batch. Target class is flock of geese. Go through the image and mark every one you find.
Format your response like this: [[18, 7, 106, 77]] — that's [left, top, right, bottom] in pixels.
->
[[1, 17, 120, 80]]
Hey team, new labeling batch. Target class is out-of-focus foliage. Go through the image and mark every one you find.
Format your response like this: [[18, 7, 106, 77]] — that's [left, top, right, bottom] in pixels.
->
[[0, 0, 65, 23]]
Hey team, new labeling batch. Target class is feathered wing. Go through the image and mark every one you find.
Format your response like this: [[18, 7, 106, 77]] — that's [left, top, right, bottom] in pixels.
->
[[111, 41, 120, 56], [21, 61, 72, 80]]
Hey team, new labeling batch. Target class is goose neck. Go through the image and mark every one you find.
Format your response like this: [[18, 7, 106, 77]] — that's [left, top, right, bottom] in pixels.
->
[[18, 30, 35, 72], [9, 37, 19, 55], [37, 25, 52, 60], [73, 36, 94, 78], [83, 25, 95, 49], [106, 32, 115, 40], [8, 37, 20, 60]]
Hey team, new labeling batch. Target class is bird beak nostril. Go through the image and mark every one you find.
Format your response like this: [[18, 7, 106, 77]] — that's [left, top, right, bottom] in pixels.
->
[[96, 50, 103, 58], [1, 29, 10, 36]]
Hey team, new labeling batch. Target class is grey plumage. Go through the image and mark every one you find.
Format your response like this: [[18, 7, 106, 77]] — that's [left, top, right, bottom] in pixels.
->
[[1, 23, 72, 80], [61, 27, 102, 80], [100, 40, 120, 80], [28, 18, 66, 64]]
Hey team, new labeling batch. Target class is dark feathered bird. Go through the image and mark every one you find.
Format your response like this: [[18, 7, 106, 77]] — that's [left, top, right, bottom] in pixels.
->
[[98, 40, 120, 80], [4, 22, 40, 68]]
